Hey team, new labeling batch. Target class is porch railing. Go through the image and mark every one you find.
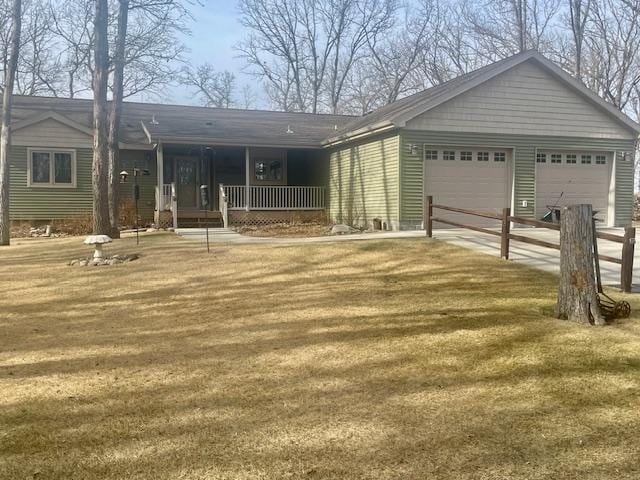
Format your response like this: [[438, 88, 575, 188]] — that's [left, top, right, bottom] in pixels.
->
[[224, 185, 325, 210], [218, 184, 229, 228], [156, 183, 173, 211]]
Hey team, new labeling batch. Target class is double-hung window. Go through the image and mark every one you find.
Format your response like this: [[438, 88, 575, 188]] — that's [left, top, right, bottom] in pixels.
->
[[28, 149, 76, 187]]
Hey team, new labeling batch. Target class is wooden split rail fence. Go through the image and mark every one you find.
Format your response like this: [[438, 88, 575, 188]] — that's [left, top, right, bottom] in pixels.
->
[[424, 195, 636, 293]]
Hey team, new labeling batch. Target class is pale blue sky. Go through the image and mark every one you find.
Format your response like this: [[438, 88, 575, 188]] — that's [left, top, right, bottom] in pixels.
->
[[173, 0, 262, 106]]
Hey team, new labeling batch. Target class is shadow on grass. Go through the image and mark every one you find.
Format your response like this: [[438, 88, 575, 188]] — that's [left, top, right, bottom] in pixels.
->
[[2, 234, 640, 479]]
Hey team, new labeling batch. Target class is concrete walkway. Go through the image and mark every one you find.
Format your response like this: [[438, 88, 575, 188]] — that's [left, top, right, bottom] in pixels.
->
[[175, 227, 425, 244], [176, 226, 637, 289]]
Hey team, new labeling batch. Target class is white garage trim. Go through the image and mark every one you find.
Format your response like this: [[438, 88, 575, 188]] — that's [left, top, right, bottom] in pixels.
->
[[534, 148, 615, 227]]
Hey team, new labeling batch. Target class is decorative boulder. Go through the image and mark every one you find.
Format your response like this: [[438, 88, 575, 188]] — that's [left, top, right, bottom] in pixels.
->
[[331, 224, 353, 235]]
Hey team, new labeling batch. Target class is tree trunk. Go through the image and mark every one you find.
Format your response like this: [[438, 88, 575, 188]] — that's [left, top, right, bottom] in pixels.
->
[[92, 0, 111, 235], [0, 0, 21, 246], [556, 204, 605, 325], [108, 0, 129, 239]]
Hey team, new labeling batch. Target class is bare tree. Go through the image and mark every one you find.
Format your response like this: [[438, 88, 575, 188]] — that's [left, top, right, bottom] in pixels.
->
[[49, 0, 93, 98], [92, 0, 110, 235], [586, 0, 640, 110], [363, 0, 436, 105], [107, 0, 190, 235], [0, 0, 20, 245], [182, 63, 236, 107], [0, 0, 60, 97], [241, 84, 257, 109], [108, 0, 129, 237], [465, 0, 560, 58], [238, 0, 396, 113], [567, 0, 593, 79]]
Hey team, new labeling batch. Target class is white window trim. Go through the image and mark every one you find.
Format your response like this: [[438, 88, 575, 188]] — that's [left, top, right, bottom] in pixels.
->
[[27, 148, 77, 188]]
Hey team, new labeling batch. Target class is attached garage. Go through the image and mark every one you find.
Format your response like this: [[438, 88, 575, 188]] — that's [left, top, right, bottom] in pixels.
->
[[325, 50, 639, 230], [535, 150, 613, 226], [423, 148, 511, 226]]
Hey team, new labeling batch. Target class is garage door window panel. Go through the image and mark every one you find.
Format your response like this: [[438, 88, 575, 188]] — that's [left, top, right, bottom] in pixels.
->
[[536, 150, 611, 225], [425, 150, 438, 160], [425, 147, 510, 228]]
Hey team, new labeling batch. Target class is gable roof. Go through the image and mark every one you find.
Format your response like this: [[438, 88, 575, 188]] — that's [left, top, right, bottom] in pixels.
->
[[323, 50, 640, 146], [9, 95, 355, 150], [11, 110, 94, 137]]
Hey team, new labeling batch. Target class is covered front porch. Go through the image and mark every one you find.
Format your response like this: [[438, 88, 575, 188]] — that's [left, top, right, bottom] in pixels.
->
[[154, 143, 327, 228]]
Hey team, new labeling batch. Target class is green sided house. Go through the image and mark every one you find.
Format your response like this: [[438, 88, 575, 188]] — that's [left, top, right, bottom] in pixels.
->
[[6, 50, 640, 230]]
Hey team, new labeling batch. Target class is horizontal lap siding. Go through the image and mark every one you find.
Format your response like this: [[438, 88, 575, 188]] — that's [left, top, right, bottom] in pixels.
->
[[328, 134, 400, 229], [406, 61, 632, 139], [10, 147, 156, 222], [399, 130, 636, 227], [9, 145, 93, 220], [615, 150, 635, 226]]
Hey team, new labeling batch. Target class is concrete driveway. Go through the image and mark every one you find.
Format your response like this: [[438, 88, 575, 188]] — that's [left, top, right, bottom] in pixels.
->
[[432, 227, 637, 290]]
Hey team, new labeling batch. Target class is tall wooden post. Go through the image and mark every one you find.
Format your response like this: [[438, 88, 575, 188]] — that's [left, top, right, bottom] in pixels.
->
[[556, 204, 604, 325], [425, 195, 433, 237], [621, 226, 635, 293], [500, 207, 511, 260]]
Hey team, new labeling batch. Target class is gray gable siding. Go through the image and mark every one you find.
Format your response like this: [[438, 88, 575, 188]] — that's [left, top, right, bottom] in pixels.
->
[[405, 61, 635, 140], [13, 118, 93, 148]]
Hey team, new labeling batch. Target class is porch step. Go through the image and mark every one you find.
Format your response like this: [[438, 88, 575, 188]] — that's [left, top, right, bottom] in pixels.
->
[[175, 227, 237, 238], [177, 217, 224, 228]]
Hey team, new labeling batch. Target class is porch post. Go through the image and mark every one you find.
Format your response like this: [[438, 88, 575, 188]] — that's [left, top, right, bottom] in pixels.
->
[[155, 141, 164, 223], [245, 146, 250, 211]]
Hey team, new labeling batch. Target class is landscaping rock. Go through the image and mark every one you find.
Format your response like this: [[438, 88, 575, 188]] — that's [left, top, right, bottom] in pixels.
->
[[330, 224, 355, 235], [68, 254, 140, 267]]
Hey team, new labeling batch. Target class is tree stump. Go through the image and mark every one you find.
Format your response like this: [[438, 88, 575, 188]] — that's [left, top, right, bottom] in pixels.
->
[[556, 204, 604, 325]]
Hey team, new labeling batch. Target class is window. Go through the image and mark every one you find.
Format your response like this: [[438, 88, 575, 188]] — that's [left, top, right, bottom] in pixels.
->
[[596, 155, 607, 165], [460, 151, 472, 161], [536, 153, 547, 163], [581, 155, 592, 165], [425, 150, 438, 160], [254, 159, 283, 181], [566, 154, 577, 164], [550, 154, 562, 164], [443, 151, 455, 161], [477, 152, 489, 162], [28, 149, 75, 187], [494, 152, 506, 162]]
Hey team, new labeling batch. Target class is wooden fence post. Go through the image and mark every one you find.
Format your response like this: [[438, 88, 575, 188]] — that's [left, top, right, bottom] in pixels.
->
[[425, 195, 433, 237], [500, 207, 511, 260], [621, 226, 635, 293]]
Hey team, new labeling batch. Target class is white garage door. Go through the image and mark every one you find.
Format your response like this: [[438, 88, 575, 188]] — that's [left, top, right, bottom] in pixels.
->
[[535, 151, 611, 225], [424, 148, 511, 227]]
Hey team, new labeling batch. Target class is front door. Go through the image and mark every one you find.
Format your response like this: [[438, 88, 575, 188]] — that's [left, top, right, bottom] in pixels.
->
[[176, 158, 198, 209]]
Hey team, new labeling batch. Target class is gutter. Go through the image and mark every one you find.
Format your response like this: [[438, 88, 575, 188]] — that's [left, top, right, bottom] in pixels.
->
[[322, 122, 396, 147]]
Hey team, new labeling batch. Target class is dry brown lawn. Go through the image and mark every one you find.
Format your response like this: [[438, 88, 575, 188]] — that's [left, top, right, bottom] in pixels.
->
[[2, 232, 640, 479]]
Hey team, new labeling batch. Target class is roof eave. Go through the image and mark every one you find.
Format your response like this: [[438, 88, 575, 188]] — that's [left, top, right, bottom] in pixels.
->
[[150, 135, 326, 149], [322, 122, 396, 147]]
